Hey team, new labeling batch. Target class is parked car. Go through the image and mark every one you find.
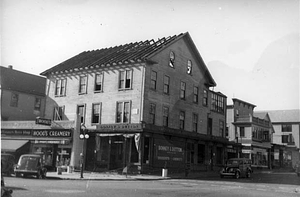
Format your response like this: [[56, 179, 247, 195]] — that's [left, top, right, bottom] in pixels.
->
[[1, 153, 15, 176], [220, 158, 253, 179], [14, 154, 47, 179], [294, 161, 300, 177]]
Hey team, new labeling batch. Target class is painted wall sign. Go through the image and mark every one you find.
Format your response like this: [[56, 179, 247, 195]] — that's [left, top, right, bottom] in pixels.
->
[[95, 123, 142, 132], [155, 139, 184, 162]]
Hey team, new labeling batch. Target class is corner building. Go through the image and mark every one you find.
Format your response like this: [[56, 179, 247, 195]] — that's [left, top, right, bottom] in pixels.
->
[[41, 32, 231, 173]]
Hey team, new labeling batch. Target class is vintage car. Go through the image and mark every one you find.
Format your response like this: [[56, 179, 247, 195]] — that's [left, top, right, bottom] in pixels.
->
[[14, 154, 47, 179], [220, 158, 253, 179], [1, 153, 15, 176]]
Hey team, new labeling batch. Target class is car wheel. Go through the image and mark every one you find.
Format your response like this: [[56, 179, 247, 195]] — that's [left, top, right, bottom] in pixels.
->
[[235, 171, 240, 179]]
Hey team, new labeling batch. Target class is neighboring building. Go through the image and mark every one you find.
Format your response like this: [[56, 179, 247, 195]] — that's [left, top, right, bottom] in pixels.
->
[[227, 98, 273, 169], [0, 66, 46, 120], [258, 110, 300, 168], [39, 32, 232, 173]]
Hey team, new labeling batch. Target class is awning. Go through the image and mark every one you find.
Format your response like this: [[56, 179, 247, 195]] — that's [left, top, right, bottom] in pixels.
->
[[1, 140, 29, 152]]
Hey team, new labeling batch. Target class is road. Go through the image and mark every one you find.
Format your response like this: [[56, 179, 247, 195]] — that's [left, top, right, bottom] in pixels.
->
[[3, 172, 300, 197]]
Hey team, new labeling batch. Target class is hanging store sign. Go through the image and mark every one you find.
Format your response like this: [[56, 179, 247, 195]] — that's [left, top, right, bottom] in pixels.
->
[[35, 117, 52, 126], [96, 123, 142, 132]]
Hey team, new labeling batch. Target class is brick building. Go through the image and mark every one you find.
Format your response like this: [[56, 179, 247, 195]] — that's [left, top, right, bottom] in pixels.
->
[[40, 32, 232, 173]]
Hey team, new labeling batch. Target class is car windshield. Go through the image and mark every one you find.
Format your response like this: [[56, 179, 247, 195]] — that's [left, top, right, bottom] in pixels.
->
[[18, 156, 39, 166], [227, 160, 241, 165]]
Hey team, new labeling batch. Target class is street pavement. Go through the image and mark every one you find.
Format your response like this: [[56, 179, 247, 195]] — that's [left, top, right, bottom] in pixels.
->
[[46, 167, 283, 181]]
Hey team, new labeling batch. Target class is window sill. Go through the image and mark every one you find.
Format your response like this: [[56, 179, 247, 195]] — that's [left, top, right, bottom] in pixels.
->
[[94, 90, 103, 93]]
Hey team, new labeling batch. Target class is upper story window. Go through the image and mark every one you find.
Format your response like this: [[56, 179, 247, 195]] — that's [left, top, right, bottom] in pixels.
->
[[211, 92, 225, 113], [92, 103, 101, 124], [79, 75, 87, 94], [282, 124, 292, 132], [240, 127, 245, 137], [163, 106, 169, 127], [150, 70, 157, 90], [193, 113, 198, 132], [163, 75, 170, 94], [53, 106, 64, 121], [119, 70, 132, 90], [116, 101, 131, 123], [180, 81, 186, 99], [77, 104, 85, 123], [169, 51, 175, 68], [193, 86, 199, 103], [187, 60, 192, 75], [10, 93, 19, 107], [179, 111, 185, 130], [34, 97, 41, 111], [203, 90, 208, 106], [219, 120, 224, 137], [94, 73, 103, 92], [149, 103, 156, 124], [55, 79, 67, 96]]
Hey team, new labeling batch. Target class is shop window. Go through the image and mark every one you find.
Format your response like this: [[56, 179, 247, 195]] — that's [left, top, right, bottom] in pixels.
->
[[187, 143, 195, 164], [179, 111, 185, 130], [53, 106, 64, 121], [163, 106, 169, 127], [180, 81, 186, 99], [55, 78, 66, 96], [92, 103, 101, 124], [116, 101, 130, 123], [143, 137, 150, 164], [216, 147, 223, 164], [79, 75, 87, 94], [163, 75, 170, 94], [130, 137, 139, 163], [197, 144, 205, 164], [94, 73, 103, 92], [10, 93, 19, 107], [34, 97, 41, 111], [119, 70, 132, 90], [149, 103, 156, 125], [193, 113, 198, 132], [150, 70, 157, 90]]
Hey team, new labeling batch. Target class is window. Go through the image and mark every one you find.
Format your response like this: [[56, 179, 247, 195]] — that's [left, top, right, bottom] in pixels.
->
[[94, 73, 103, 92], [179, 111, 185, 130], [282, 135, 288, 143], [79, 75, 87, 94], [240, 127, 245, 137], [180, 81, 186, 99], [203, 90, 208, 106], [163, 75, 170, 94], [10, 93, 19, 107], [187, 60, 192, 74], [197, 144, 205, 164], [282, 124, 292, 132], [193, 113, 198, 132], [116, 101, 130, 123], [53, 106, 64, 121], [150, 70, 157, 90], [92, 103, 101, 124], [193, 86, 198, 103], [149, 103, 156, 124], [34, 97, 41, 111], [55, 79, 66, 96], [211, 92, 225, 113], [219, 120, 224, 137], [163, 106, 169, 127], [77, 105, 85, 123], [282, 134, 295, 144], [169, 51, 175, 68], [119, 70, 132, 90]]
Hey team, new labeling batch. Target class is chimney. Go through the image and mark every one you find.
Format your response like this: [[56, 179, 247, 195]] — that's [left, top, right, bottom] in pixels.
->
[[8, 65, 13, 69]]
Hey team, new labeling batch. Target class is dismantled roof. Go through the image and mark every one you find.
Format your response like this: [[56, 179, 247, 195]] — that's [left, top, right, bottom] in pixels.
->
[[40, 32, 216, 86]]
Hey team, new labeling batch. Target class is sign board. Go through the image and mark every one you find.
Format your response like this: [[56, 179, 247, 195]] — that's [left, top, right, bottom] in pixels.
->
[[36, 117, 52, 126], [96, 123, 142, 132]]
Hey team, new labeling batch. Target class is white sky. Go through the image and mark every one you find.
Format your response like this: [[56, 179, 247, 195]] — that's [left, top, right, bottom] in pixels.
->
[[1, 0, 299, 110]]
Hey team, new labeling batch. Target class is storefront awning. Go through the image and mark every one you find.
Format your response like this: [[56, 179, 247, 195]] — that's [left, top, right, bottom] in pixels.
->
[[1, 140, 29, 152]]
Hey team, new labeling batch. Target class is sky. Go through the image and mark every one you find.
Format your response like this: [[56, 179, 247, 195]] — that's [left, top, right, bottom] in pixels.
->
[[1, 0, 299, 111]]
